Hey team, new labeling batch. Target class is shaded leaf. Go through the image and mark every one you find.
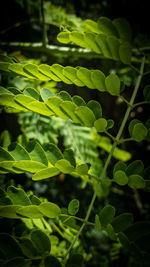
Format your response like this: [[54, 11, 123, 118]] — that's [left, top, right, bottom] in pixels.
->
[[114, 170, 128, 185], [44, 255, 62, 267], [68, 199, 80, 215], [31, 229, 51, 255], [128, 175, 145, 189], [0, 233, 23, 259], [99, 205, 115, 227], [7, 186, 31, 206], [111, 213, 133, 232], [105, 73, 120, 96]]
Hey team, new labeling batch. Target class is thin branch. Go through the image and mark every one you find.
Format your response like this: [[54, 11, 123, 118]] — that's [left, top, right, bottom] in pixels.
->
[[62, 56, 145, 266]]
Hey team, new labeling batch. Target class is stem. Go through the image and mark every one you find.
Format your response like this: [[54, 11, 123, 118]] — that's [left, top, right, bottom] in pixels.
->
[[61, 214, 95, 226], [104, 130, 116, 142], [62, 56, 145, 265], [119, 137, 134, 144], [41, 0, 47, 47], [133, 101, 147, 108], [120, 96, 132, 108]]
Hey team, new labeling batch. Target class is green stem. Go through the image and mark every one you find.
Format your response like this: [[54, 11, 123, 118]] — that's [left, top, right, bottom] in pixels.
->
[[60, 214, 95, 226], [119, 137, 134, 144], [104, 130, 116, 142], [120, 96, 132, 108], [41, 0, 47, 47], [62, 56, 145, 266], [133, 101, 147, 108]]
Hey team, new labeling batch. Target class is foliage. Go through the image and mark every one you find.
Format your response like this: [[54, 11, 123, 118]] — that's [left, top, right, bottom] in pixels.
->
[[0, 1, 150, 267]]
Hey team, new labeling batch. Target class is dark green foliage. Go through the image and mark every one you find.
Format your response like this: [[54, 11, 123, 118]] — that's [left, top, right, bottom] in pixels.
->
[[0, 3, 150, 267]]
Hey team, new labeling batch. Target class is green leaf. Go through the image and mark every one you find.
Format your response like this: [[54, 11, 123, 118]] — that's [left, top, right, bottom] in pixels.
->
[[57, 31, 70, 44], [2, 257, 31, 267], [7, 186, 31, 206], [27, 101, 54, 116], [68, 199, 80, 215], [128, 119, 140, 136], [111, 213, 133, 232], [31, 229, 51, 255], [119, 42, 132, 64], [60, 101, 81, 123], [76, 67, 95, 89], [44, 255, 62, 267], [0, 130, 11, 147], [59, 91, 72, 101], [113, 18, 132, 41], [0, 94, 28, 111], [70, 31, 90, 49], [8, 142, 30, 161], [107, 224, 117, 240], [25, 141, 48, 166], [29, 195, 41, 205], [126, 160, 144, 176], [105, 74, 120, 96], [94, 118, 107, 132], [84, 32, 101, 53], [40, 88, 54, 101], [95, 214, 101, 231], [124, 221, 150, 242], [75, 106, 96, 127], [107, 36, 120, 60], [13, 160, 47, 173], [72, 95, 86, 106], [84, 19, 101, 34], [19, 238, 38, 258], [39, 202, 61, 218], [107, 119, 114, 129], [39, 64, 61, 81], [66, 254, 84, 266], [0, 205, 22, 219], [132, 123, 148, 142], [0, 161, 19, 173], [55, 159, 74, 174], [14, 94, 37, 108], [23, 87, 40, 101], [17, 205, 43, 218], [23, 64, 49, 81], [0, 233, 23, 259], [91, 70, 106, 92], [51, 64, 72, 84], [46, 96, 69, 120], [96, 34, 112, 58], [97, 17, 119, 37], [9, 63, 35, 79], [87, 100, 102, 119], [32, 167, 60, 180], [99, 205, 115, 227], [64, 149, 76, 167], [63, 67, 84, 87], [0, 62, 11, 72], [0, 147, 15, 161], [118, 232, 130, 250], [44, 143, 63, 165], [128, 174, 145, 189], [113, 161, 127, 175], [114, 170, 128, 185], [76, 164, 88, 175], [143, 85, 150, 103]]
